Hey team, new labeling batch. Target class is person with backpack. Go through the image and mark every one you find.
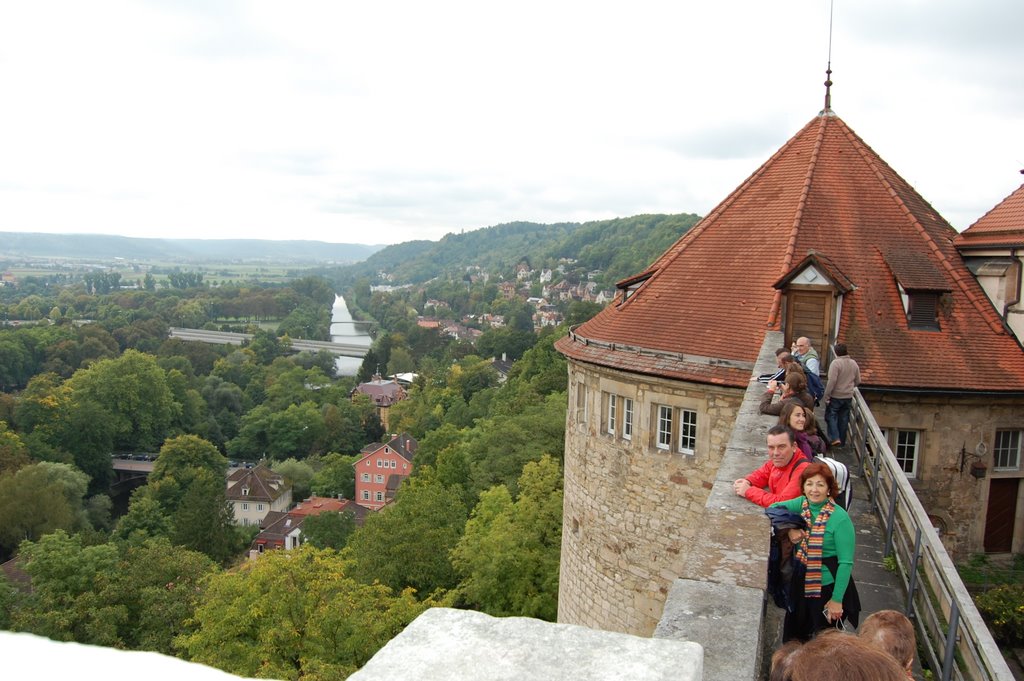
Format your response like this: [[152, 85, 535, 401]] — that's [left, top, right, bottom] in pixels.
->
[[792, 337, 820, 375]]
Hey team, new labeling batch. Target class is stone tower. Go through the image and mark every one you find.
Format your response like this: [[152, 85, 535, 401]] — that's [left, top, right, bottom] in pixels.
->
[[555, 109, 1024, 635]]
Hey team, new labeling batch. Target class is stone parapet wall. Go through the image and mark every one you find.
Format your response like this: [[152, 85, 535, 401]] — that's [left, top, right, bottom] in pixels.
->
[[350, 608, 702, 681], [558, 360, 746, 635]]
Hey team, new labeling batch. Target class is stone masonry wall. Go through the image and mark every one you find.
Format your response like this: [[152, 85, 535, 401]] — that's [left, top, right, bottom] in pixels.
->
[[863, 392, 1024, 557], [558, 362, 744, 635]]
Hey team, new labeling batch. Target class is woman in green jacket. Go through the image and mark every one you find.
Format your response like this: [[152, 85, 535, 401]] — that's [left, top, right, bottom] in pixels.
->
[[772, 462, 860, 641]]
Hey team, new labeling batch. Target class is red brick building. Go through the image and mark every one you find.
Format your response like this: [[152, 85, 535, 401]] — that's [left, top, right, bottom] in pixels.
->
[[354, 433, 417, 510]]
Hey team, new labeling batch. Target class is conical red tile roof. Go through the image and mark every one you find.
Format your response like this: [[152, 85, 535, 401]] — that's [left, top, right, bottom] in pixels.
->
[[955, 182, 1024, 250], [557, 113, 1024, 392]]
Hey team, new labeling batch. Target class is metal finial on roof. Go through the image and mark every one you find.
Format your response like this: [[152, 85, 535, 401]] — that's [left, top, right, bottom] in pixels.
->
[[820, 0, 836, 116], [824, 64, 833, 112]]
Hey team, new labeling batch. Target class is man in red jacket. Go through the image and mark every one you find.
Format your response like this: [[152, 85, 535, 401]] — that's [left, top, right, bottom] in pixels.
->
[[733, 425, 809, 507]]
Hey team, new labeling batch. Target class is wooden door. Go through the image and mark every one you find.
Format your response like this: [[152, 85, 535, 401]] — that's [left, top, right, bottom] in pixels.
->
[[785, 290, 832, 367], [984, 478, 1019, 553]]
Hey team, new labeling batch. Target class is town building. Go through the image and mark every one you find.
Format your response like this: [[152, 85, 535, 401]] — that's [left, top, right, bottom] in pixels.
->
[[249, 496, 369, 555], [555, 99, 1024, 635], [353, 433, 417, 510], [226, 464, 292, 527], [954, 182, 1024, 346], [351, 373, 408, 431]]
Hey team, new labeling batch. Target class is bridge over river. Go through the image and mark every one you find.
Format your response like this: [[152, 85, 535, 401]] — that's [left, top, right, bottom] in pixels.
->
[[168, 327, 368, 358]]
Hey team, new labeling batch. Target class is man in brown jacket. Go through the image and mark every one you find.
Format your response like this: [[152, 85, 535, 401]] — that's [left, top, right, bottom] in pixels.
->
[[824, 343, 861, 446]]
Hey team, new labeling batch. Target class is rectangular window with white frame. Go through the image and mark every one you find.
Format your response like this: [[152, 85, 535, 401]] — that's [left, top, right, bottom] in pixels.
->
[[606, 393, 618, 435], [894, 430, 920, 478], [994, 430, 1022, 471], [623, 398, 634, 441], [656, 405, 673, 450], [678, 408, 697, 455]]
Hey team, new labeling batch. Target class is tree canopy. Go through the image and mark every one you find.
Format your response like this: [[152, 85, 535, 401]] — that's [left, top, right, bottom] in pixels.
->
[[180, 545, 432, 680]]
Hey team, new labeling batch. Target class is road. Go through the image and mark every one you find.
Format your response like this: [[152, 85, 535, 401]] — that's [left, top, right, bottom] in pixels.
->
[[168, 327, 368, 358]]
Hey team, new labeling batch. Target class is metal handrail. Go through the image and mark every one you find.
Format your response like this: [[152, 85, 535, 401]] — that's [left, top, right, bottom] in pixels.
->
[[848, 391, 1013, 681]]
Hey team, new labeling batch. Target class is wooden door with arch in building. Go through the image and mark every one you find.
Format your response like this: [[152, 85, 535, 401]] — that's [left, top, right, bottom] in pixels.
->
[[785, 289, 833, 367]]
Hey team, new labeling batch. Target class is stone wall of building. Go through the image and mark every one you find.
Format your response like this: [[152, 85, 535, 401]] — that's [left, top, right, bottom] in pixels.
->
[[863, 391, 1024, 557], [558, 361, 744, 635]]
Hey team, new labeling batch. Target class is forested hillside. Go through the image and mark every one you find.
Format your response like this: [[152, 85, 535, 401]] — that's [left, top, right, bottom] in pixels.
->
[[330, 213, 701, 287]]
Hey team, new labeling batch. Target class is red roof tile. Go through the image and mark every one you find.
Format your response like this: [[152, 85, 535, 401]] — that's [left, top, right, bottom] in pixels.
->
[[558, 113, 1024, 393], [955, 183, 1024, 249]]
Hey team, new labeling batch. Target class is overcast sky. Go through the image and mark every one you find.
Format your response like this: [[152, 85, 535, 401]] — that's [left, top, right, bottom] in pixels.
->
[[1, 0, 1021, 246]]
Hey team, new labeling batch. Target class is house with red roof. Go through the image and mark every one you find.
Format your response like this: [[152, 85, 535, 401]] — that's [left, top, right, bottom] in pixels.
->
[[555, 97, 1024, 633], [249, 496, 369, 556], [226, 464, 292, 527], [354, 433, 417, 510], [955, 182, 1024, 344]]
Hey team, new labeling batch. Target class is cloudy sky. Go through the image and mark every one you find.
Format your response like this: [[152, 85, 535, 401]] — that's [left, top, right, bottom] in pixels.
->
[[1, 0, 1021, 246]]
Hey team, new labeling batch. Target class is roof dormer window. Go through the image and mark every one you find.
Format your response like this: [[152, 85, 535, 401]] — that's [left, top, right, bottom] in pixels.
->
[[242, 486, 249, 496], [906, 291, 940, 331], [615, 270, 655, 304]]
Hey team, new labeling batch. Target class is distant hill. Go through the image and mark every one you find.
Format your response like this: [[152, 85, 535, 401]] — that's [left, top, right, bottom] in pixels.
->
[[0, 232, 384, 264], [331, 213, 702, 286]]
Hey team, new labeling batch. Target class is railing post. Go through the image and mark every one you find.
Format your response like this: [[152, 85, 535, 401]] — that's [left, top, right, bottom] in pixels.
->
[[870, 442, 882, 503], [906, 528, 922, 616], [884, 478, 899, 557], [941, 600, 960, 681]]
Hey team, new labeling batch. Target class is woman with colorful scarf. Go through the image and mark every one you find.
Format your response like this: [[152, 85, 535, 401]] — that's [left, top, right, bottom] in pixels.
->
[[771, 462, 860, 641]]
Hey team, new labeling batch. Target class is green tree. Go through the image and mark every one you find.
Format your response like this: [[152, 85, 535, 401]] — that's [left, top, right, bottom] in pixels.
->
[[0, 421, 30, 476], [151, 434, 228, 496], [451, 455, 562, 620], [0, 463, 90, 555], [170, 469, 238, 565], [11, 534, 216, 653], [319, 401, 366, 455], [302, 511, 356, 550], [461, 391, 566, 499], [179, 545, 432, 679], [108, 538, 217, 653], [265, 401, 326, 459], [348, 473, 467, 596], [309, 452, 357, 499], [272, 458, 315, 500], [65, 349, 176, 451], [112, 494, 172, 543], [11, 530, 120, 644], [246, 328, 285, 364]]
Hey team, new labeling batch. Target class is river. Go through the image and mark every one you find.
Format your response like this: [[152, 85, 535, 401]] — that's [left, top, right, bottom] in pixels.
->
[[331, 294, 374, 377]]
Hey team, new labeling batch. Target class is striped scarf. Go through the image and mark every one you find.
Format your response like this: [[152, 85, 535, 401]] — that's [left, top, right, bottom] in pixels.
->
[[795, 498, 835, 598]]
